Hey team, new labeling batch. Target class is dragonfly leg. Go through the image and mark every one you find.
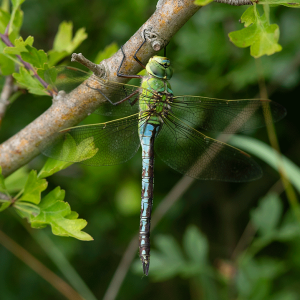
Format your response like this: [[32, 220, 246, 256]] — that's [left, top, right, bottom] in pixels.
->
[[129, 95, 139, 106], [86, 83, 139, 106], [133, 32, 147, 69], [117, 46, 143, 79]]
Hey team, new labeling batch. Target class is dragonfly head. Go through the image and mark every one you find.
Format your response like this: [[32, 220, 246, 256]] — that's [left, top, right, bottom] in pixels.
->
[[146, 56, 173, 80]]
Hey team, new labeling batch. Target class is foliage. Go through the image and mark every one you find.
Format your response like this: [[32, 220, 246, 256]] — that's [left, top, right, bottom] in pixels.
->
[[0, 0, 300, 299], [0, 164, 92, 241], [229, 6, 282, 58]]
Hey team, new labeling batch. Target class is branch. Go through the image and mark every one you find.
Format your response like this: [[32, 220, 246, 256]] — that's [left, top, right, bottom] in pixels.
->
[[0, 75, 14, 123], [0, 0, 202, 177]]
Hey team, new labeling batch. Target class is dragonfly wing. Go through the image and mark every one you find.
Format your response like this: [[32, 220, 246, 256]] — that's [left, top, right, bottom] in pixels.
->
[[44, 66, 140, 116], [42, 114, 141, 166], [155, 115, 262, 182], [171, 96, 286, 133]]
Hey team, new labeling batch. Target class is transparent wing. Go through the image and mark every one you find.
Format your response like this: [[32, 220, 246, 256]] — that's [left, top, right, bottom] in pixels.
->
[[44, 66, 140, 116], [171, 96, 286, 133], [42, 114, 141, 166], [155, 114, 262, 182]]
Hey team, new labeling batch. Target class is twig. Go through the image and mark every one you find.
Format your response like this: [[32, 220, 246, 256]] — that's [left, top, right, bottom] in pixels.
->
[[0, 229, 84, 300], [0, 75, 14, 122], [0, 27, 49, 90]]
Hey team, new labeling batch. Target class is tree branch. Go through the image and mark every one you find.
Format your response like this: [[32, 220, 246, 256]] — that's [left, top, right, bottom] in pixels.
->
[[0, 0, 203, 176], [0, 75, 14, 123]]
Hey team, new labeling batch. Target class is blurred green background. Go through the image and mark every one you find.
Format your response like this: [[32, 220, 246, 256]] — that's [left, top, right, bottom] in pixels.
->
[[1, 0, 300, 299]]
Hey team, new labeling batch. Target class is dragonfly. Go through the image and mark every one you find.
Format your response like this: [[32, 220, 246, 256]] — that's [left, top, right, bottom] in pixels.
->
[[42, 37, 286, 276]]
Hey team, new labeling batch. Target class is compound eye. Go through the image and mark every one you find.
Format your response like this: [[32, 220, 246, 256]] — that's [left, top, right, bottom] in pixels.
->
[[165, 67, 173, 80], [151, 64, 165, 78]]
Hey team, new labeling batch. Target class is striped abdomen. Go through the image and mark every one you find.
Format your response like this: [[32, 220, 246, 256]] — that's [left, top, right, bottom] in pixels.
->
[[139, 122, 160, 276]]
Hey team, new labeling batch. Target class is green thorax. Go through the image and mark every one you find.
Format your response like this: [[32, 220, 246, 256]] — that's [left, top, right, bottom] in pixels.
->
[[139, 56, 173, 125]]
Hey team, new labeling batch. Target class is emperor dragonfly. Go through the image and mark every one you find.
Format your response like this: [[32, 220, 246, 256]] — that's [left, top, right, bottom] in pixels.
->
[[42, 40, 286, 276]]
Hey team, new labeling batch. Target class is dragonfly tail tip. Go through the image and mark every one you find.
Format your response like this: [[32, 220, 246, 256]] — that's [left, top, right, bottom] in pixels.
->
[[142, 261, 149, 276]]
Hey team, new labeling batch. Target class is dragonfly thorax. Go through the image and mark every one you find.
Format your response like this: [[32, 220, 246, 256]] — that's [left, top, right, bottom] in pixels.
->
[[146, 56, 173, 80]]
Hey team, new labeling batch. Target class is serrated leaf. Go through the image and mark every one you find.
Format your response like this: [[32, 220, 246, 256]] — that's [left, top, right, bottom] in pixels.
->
[[240, 6, 256, 27], [228, 6, 282, 58], [251, 193, 283, 236], [94, 42, 118, 64], [183, 225, 208, 265], [14, 202, 40, 219], [4, 166, 28, 193], [4, 36, 34, 55], [65, 211, 79, 220], [20, 170, 47, 204], [13, 66, 47, 95], [30, 187, 93, 241], [21, 45, 47, 68], [194, 0, 214, 6], [53, 21, 87, 53], [0, 166, 7, 193], [38, 158, 72, 179]]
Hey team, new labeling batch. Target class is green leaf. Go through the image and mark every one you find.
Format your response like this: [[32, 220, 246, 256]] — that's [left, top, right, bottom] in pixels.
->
[[30, 187, 93, 241], [20, 45, 48, 69], [13, 66, 47, 95], [11, 0, 25, 7], [0, 201, 11, 212], [38, 158, 72, 179], [47, 50, 68, 67], [229, 136, 300, 194], [4, 36, 34, 55], [194, 0, 214, 6], [0, 166, 7, 193], [20, 170, 47, 204], [183, 225, 208, 264], [56, 134, 99, 163], [251, 193, 283, 236], [0, 53, 15, 75], [14, 202, 40, 219], [52, 21, 87, 53], [0, 8, 10, 34], [47, 22, 87, 66], [94, 42, 118, 64], [228, 6, 282, 58], [4, 166, 29, 193]]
